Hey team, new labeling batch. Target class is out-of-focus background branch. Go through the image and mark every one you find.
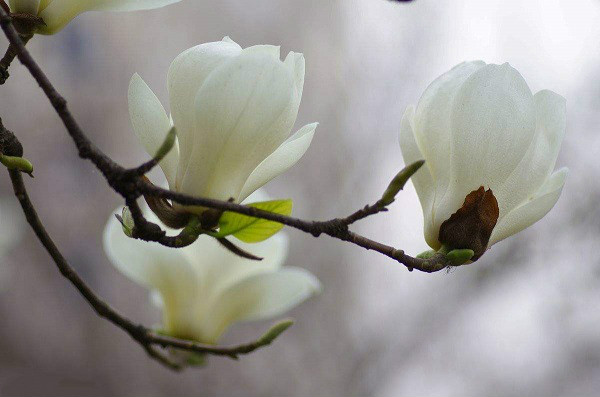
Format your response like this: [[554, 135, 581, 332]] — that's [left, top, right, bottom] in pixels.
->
[[0, 0, 598, 395]]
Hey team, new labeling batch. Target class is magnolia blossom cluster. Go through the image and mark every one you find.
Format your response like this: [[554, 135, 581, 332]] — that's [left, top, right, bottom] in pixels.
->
[[2, 0, 569, 367], [106, 37, 568, 342], [16, 0, 567, 346]]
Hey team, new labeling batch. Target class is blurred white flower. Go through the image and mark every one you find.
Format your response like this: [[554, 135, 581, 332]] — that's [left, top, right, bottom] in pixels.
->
[[128, 37, 317, 213], [400, 61, 567, 258], [9, 0, 182, 34], [103, 191, 321, 344]]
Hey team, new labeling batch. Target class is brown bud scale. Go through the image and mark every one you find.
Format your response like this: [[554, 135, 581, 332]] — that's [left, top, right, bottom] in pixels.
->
[[438, 186, 499, 260]]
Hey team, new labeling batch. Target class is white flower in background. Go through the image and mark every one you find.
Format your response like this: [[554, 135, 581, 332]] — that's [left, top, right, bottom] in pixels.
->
[[9, 0, 183, 35], [103, 191, 321, 344], [128, 37, 317, 213], [400, 61, 567, 259]]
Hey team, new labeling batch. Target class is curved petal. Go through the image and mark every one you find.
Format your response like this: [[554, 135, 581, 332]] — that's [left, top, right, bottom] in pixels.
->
[[399, 106, 437, 248], [200, 267, 321, 343], [413, 61, 486, 215], [103, 207, 204, 339], [242, 44, 281, 60], [182, 232, 289, 302], [180, 50, 298, 201], [9, 0, 40, 14], [38, 0, 182, 34], [238, 123, 317, 202], [181, 189, 287, 294], [128, 73, 178, 188], [494, 90, 567, 216], [284, 51, 305, 103], [432, 63, 537, 235], [167, 38, 242, 189], [488, 168, 568, 246]]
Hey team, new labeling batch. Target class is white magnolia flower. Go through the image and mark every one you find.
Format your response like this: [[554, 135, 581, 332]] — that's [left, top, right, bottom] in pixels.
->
[[400, 61, 567, 257], [103, 191, 321, 344], [9, 0, 182, 35], [128, 37, 317, 213]]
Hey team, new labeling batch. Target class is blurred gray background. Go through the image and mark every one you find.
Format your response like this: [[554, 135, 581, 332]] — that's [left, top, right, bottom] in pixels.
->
[[0, 0, 599, 395]]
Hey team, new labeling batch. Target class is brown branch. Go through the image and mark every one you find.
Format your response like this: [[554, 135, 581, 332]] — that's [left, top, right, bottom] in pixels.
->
[[0, 1, 9, 14], [0, 12, 45, 84]]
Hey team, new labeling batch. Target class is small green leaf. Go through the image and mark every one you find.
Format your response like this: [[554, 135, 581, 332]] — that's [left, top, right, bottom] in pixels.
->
[[380, 160, 425, 206], [256, 319, 294, 346], [445, 248, 474, 265], [210, 199, 292, 243], [0, 154, 34, 176], [115, 207, 135, 238]]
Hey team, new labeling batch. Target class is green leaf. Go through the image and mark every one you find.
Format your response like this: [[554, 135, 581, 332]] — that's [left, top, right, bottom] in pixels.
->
[[210, 199, 292, 243], [256, 318, 294, 346], [115, 207, 135, 238], [0, 154, 34, 176], [445, 248, 475, 265], [380, 160, 425, 206]]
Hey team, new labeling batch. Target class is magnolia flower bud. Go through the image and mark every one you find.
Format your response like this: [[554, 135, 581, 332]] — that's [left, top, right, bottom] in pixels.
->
[[128, 37, 317, 214], [9, 0, 182, 35], [400, 61, 567, 258], [103, 190, 322, 344]]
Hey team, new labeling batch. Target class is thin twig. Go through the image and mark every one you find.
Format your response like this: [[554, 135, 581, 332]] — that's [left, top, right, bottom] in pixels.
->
[[0, 33, 30, 84]]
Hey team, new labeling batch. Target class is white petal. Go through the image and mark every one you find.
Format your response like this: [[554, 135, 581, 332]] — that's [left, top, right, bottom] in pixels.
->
[[221, 36, 237, 45], [128, 73, 178, 188], [432, 63, 537, 234], [182, 232, 289, 301], [180, 50, 298, 201], [9, 0, 40, 14], [200, 267, 321, 343], [243, 44, 281, 60], [103, 207, 204, 339], [167, 40, 242, 189], [284, 51, 305, 101], [451, 63, 536, 189], [238, 123, 317, 202], [398, 106, 437, 248], [413, 61, 486, 215], [38, 0, 182, 34], [532, 90, 567, 173], [494, 90, 567, 216], [488, 168, 568, 246]]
